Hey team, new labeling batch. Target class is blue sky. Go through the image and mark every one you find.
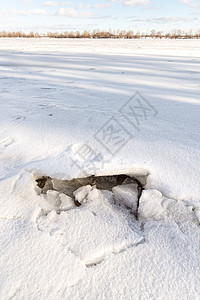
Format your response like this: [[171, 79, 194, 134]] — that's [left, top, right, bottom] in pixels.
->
[[0, 0, 199, 33]]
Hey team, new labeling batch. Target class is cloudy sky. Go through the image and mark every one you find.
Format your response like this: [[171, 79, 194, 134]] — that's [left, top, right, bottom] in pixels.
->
[[0, 0, 199, 33]]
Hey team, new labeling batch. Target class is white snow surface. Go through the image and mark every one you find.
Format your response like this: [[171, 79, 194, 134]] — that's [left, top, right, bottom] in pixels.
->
[[0, 38, 200, 299]]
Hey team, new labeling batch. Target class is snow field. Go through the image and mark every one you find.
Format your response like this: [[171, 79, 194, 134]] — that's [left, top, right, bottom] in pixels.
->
[[0, 38, 200, 299]]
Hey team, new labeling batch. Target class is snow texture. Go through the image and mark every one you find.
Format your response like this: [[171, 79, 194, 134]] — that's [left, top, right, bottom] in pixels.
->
[[0, 38, 200, 299]]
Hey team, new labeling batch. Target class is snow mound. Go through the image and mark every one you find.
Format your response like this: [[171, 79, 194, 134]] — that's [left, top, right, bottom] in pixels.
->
[[73, 185, 93, 204], [36, 186, 143, 265], [139, 189, 199, 229], [40, 190, 75, 213]]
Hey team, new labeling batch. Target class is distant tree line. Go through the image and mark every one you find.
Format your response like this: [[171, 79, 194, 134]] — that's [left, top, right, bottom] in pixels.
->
[[0, 29, 200, 39]]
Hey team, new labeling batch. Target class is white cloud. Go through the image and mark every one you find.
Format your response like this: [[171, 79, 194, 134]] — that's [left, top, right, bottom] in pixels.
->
[[55, 7, 91, 18], [21, 0, 32, 3], [179, 0, 193, 3], [131, 16, 198, 23], [91, 15, 112, 19], [123, 0, 150, 7], [32, 23, 77, 30], [0, 9, 48, 16], [78, 3, 83, 9], [77, 3, 91, 9], [42, 1, 58, 6], [93, 3, 113, 9], [179, 0, 200, 6], [153, 16, 197, 23], [42, 1, 71, 6], [131, 17, 149, 22]]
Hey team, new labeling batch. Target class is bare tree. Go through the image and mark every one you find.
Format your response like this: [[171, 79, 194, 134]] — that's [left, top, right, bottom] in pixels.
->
[[0, 29, 200, 39]]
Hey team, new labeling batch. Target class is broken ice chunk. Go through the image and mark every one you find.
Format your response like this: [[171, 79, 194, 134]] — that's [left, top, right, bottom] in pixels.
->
[[38, 191, 59, 212], [138, 189, 167, 220], [46, 190, 61, 207], [112, 184, 138, 213], [59, 193, 75, 211], [87, 187, 103, 202], [40, 191, 75, 212], [73, 185, 93, 204]]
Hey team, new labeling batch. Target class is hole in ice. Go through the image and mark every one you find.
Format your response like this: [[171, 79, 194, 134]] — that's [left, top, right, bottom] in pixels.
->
[[35, 173, 147, 216], [34, 173, 147, 265]]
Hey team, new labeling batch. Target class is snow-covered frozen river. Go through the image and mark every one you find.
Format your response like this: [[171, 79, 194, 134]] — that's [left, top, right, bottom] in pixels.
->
[[0, 38, 200, 299]]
